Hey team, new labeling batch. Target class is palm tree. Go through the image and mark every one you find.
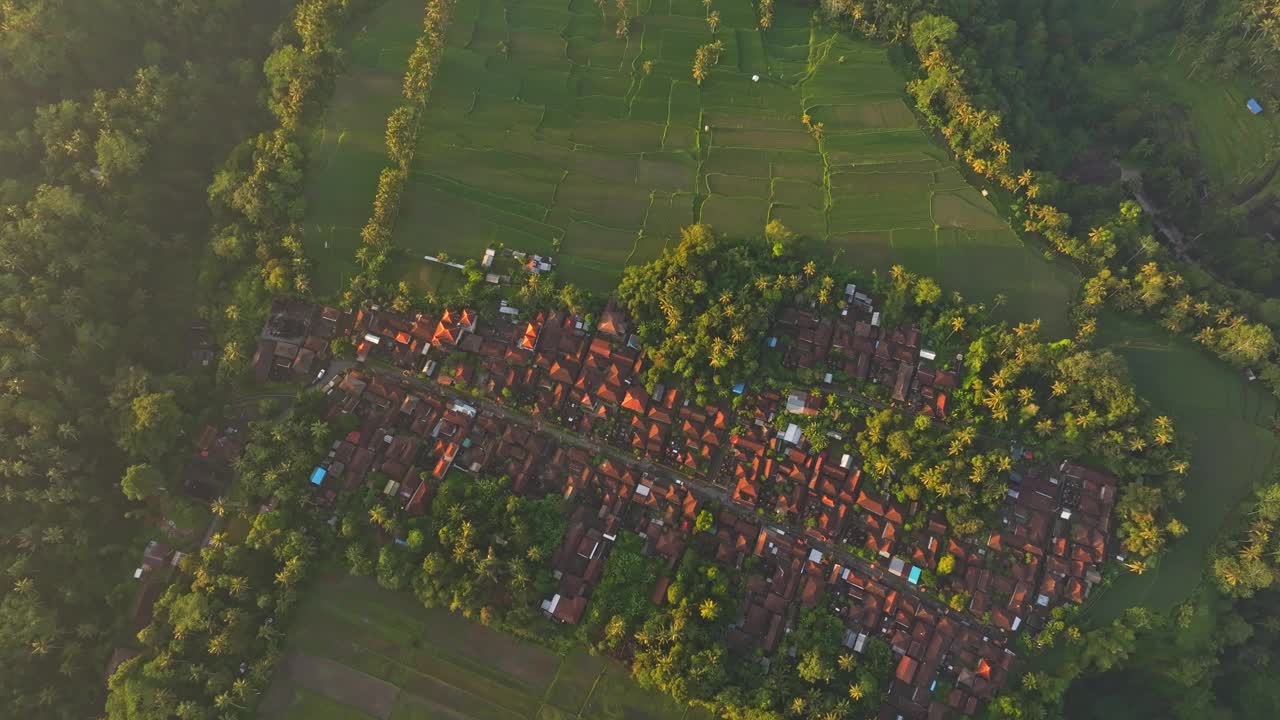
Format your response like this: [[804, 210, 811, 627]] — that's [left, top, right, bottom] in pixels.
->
[[873, 457, 893, 477], [699, 598, 718, 621], [213, 692, 244, 711], [1218, 559, 1242, 588], [208, 634, 230, 655]]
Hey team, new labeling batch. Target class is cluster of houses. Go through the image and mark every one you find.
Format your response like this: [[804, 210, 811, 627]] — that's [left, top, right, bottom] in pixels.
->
[[772, 288, 957, 414], [250, 299, 344, 383], [339, 298, 736, 482], [282, 291, 1120, 720]]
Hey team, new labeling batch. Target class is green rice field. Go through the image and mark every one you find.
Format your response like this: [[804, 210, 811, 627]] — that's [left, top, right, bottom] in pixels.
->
[[1080, 312, 1280, 623], [256, 574, 711, 720], [304, 0, 428, 293], [304, 0, 1078, 333]]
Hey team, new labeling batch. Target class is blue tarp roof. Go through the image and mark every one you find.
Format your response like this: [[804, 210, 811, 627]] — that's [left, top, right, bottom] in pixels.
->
[[907, 566, 922, 585], [1248, 98, 1263, 114], [732, 383, 745, 395], [309, 467, 326, 486]]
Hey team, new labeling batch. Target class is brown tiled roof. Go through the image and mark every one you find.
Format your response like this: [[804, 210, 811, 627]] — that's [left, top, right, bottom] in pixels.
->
[[896, 655, 919, 684]]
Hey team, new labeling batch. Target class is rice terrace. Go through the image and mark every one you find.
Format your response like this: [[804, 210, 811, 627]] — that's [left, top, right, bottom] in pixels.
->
[[305, 0, 1077, 332], [257, 575, 714, 720]]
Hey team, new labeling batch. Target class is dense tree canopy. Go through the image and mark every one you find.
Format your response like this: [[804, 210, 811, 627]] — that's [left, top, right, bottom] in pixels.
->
[[107, 414, 334, 720], [0, 1, 348, 717], [619, 224, 799, 399]]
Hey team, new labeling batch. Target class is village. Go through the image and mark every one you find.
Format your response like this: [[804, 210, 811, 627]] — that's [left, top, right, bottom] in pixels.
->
[[234, 282, 1120, 720]]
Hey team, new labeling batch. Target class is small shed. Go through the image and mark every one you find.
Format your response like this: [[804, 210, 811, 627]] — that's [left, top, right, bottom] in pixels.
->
[[1248, 98, 1264, 115]]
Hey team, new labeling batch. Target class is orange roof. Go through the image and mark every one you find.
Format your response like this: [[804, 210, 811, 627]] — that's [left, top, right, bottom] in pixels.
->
[[432, 322, 458, 345], [519, 322, 540, 351], [622, 387, 649, 414]]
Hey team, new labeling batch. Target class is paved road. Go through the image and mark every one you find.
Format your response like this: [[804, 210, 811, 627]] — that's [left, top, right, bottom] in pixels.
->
[[332, 359, 1003, 639]]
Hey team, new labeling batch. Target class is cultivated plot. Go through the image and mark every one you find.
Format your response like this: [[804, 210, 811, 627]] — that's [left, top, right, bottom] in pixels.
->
[[257, 575, 697, 720], [303, 0, 429, 294], [308, 0, 1077, 330], [1081, 312, 1280, 623]]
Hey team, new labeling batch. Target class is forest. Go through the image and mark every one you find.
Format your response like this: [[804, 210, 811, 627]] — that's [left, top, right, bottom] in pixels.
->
[[1, 0, 1278, 719], [0, 1, 319, 716]]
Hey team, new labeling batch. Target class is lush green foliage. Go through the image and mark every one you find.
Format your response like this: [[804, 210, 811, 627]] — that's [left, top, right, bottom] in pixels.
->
[[580, 532, 662, 636], [1213, 482, 1280, 597], [204, 0, 379, 382], [588, 547, 891, 720], [618, 224, 797, 398], [337, 472, 566, 629], [0, 2, 299, 716], [107, 413, 335, 720]]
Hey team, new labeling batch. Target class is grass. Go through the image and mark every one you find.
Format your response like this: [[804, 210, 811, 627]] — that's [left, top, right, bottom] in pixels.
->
[[1079, 311, 1280, 623], [258, 574, 695, 720], [305, 0, 1078, 332]]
